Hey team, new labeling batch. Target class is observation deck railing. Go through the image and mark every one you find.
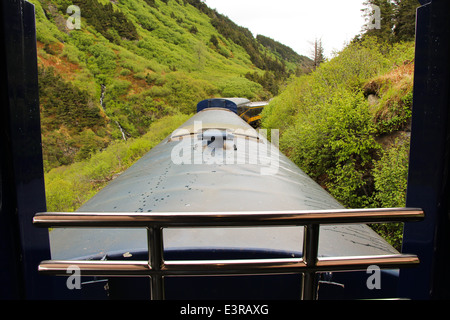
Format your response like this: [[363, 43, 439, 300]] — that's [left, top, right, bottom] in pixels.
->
[[33, 207, 424, 300]]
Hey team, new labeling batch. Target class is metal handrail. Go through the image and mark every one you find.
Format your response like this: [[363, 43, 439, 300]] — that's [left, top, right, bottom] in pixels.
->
[[33, 207, 424, 300]]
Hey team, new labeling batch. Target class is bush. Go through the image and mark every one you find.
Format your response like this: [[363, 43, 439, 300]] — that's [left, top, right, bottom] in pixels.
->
[[218, 77, 263, 100], [370, 136, 410, 250], [163, 72, 218, 113], [373, 136, 410, 208], [281, 88, 379, 208], [365, 62, 415, 134], [45, 177, 78, 212], [87, 43, 117, 76]]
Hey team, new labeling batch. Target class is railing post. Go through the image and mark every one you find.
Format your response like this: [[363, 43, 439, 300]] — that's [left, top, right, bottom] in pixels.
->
[[302, 224, 320, 300], [148, 226, 164, 300]]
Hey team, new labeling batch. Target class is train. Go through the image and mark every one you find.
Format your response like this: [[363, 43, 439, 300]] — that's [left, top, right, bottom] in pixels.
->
[[46, 98, 404, 300], [238, 101, 269, 128], [197, 97, 268, 128]]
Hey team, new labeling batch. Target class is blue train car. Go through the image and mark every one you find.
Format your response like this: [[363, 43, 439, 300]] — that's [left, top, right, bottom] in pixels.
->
[[196, 98, 250, 114]]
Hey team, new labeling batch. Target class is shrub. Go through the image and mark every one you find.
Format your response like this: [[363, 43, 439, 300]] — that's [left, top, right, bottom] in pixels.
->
[[370, 135, 410, 250], [163, 72, 218, 113], [281, 88, 379, 208], [218, 77, 263, 100], [45, 177, 77, 212], [373, 135, 410, 208]]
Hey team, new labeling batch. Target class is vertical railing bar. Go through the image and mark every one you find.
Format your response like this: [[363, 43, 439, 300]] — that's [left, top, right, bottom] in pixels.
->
[[148, 226, 164, 300], [302, 224, 320, 300]]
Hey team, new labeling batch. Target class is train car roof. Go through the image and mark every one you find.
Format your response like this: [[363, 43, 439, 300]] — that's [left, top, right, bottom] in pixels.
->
[[196, 98, 250, 113], [170, 107, 259, 139], [50, 109, 397, 260]]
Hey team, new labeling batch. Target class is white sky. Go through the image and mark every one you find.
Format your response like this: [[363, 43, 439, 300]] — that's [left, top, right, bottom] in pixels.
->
[[202, 0, 367, 59]]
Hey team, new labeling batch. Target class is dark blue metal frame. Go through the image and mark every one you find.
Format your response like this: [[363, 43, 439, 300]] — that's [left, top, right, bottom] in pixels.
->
[[400, 0, 450, 300], [0, 0, 52, 300]]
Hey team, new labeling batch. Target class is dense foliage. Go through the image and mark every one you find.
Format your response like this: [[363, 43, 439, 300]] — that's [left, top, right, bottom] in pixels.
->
[[261, 37, 415, 249]]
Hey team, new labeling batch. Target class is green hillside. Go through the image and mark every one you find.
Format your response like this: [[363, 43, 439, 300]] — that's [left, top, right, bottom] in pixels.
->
[[30, 0, 311, 172]]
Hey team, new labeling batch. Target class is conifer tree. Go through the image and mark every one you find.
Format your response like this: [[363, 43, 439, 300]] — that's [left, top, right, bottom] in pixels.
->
[[393, 0, 420, 42], [362, 0, 396, 42], [360, 0, 419, 43], [311, 38, 325, 70]]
